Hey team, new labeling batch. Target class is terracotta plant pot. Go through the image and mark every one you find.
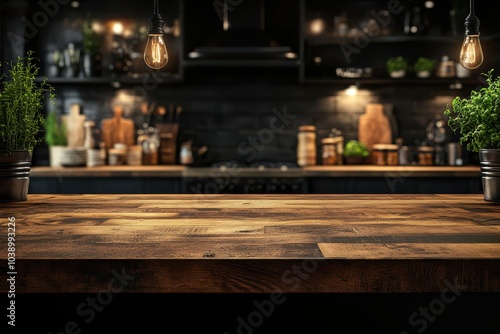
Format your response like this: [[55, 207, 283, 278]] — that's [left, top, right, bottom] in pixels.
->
[[479, 149, 500, 202], [0, 150, 32, 202]]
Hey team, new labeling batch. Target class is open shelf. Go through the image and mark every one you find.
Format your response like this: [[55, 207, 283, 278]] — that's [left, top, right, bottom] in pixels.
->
[[302, 77, 484, 85], [37, 74, 183, 86]]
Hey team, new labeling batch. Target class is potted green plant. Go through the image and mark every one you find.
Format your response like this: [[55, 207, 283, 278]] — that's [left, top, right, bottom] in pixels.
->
[[344, 140, 369, 164], [413, 57, 436, 78], [387, 56, 408, 78], [44, 111, 68, 167], [444, 69, 500, 202], [0, 51, 56, 201]]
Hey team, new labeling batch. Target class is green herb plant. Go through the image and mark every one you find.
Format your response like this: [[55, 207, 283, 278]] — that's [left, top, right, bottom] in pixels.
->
[[344, 140, 369, 158], [444, 69, 500, 152], [44, 111, 67, 146], [0, 51, 56, 153], [386, 56, 408, 73], [413, 57, 436, 73]]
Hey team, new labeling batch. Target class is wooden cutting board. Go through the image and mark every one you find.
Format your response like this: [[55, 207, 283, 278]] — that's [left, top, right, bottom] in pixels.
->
[[358, 103, 392, 154], [100, 106, 135, 150]]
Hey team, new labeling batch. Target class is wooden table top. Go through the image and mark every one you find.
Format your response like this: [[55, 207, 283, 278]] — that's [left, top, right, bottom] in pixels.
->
[[1, 194, 499, 293]]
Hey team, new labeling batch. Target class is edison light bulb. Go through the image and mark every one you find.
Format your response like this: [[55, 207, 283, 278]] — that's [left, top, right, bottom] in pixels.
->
[[459, 35, 483, 69], [144, 34, 168, 69]]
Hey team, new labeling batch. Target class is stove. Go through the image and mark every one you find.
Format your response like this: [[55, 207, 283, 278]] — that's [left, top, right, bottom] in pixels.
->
[[183, 161, 308, 194]]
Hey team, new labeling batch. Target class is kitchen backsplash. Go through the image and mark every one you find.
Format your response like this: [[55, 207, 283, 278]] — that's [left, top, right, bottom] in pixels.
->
[[33, 81, 476, 166]]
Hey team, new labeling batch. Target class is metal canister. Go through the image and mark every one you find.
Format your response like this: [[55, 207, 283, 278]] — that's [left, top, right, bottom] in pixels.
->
[[447, 142, 463, 166]]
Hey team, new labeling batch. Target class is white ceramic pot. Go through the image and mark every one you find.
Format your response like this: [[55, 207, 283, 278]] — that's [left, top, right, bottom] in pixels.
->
[[389, 70, 405, 78], [49, 145, 67, 167], [416, 71, 431, 78]]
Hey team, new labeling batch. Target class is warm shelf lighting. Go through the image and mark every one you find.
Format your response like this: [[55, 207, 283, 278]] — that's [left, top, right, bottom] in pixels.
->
[[144, 0, 168, 70], [345, 84, 359, 96], [459, 0, 483, 70]]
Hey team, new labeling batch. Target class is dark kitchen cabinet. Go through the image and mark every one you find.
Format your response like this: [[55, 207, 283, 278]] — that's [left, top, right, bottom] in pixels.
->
[[29, 177, 182, 194], [308, 176, 482, 194], [28, 172, 482, 195]]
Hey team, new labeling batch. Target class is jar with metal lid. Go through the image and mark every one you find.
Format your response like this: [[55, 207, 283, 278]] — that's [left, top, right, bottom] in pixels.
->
[[297, 125, 317, 167], [127, 145, 142, 165], [321, 137, 337, 165], [372, 144, 399, 165], [372, 144, 387, 165], [108, 148, 127, 165], [418, 146, 434, 166]]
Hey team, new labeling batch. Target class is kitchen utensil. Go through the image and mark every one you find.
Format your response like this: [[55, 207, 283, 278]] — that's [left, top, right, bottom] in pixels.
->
[[180, 141, 194, 165], [62, 103, 86, 148]]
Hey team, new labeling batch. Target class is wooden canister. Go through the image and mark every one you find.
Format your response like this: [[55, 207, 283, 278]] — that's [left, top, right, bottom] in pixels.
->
[[297, 125, 317, 167]]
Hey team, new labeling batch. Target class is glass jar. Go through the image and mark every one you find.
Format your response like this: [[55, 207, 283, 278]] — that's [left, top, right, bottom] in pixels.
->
[[418, 146, 434, 166], [321, 137, 337, 165], [386, 144, 399, 166], [372, 144, 387, 165], [108, 148, 126, 165]]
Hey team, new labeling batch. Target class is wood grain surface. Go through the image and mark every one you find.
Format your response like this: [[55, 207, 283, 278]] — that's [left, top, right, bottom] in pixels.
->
[[29, 165, 481, 178], [1, 194, 499, 293]]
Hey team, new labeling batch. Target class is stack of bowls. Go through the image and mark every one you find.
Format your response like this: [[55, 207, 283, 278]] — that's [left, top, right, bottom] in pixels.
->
[[87, 148, 106, 167], [60, 147, 87, 167]]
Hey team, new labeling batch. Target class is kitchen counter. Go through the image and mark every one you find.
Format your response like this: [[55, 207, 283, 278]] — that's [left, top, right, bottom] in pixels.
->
[[2, 194, 499, 294], [30, 165, 481, 178]]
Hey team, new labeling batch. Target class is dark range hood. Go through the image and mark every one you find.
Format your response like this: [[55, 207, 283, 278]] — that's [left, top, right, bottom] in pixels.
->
[[187, 0, 298, 60]]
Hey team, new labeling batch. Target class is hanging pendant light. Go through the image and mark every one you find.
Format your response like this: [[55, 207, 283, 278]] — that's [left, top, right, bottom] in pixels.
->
[[144, 0, 168, 69], [459, 0, 483, 70]]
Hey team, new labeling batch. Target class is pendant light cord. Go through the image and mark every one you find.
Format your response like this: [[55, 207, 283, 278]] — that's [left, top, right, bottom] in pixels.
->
[[149, 0, 164, 34], [470, 0, 475, 15]]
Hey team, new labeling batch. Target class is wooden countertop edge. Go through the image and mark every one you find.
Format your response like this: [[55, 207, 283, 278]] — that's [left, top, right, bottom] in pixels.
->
[[5, 259, 499, 294], [29, 165, 481, 178]]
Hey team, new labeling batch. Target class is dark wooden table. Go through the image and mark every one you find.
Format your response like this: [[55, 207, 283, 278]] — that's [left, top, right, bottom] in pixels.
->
[[1, 194, 499, 294]]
